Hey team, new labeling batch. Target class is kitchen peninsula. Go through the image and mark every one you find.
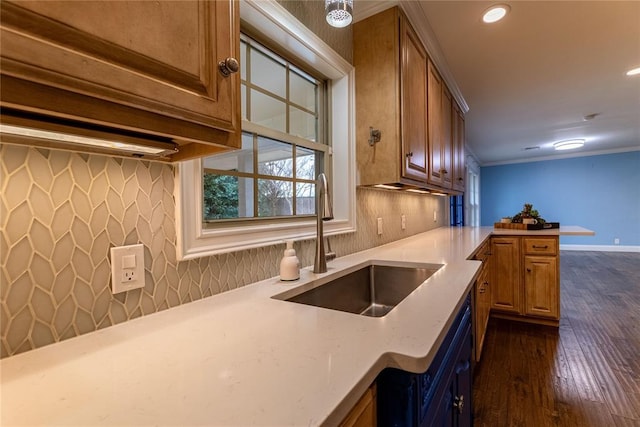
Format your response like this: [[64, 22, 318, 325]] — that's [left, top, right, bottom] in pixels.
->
[[0, 226, 593, 426]]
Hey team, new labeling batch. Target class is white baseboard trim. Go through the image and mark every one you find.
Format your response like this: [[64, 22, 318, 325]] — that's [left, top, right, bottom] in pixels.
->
[[560, 244, 640, 253]]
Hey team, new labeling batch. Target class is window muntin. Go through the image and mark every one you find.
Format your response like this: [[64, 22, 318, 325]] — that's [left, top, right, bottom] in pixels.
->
[[203, 35, 327, 225], [175, 0, 356, 260]]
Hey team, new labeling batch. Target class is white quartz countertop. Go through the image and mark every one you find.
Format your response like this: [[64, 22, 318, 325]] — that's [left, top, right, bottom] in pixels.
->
[[0, 226, 594, 426]]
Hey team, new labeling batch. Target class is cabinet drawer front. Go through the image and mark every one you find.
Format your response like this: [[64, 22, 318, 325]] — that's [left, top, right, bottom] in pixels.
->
[[523, 238, 557, 255]]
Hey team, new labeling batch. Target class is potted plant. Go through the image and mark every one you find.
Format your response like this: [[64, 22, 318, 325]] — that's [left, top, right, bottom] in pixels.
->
[[512, 203, 545, 225]]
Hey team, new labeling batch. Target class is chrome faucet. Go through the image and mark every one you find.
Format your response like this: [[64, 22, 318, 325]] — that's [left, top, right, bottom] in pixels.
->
[[313, 173, 335, 273]]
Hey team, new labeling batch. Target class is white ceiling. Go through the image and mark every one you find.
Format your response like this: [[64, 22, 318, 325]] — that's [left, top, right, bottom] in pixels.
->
[[354, 1, 640, 165]]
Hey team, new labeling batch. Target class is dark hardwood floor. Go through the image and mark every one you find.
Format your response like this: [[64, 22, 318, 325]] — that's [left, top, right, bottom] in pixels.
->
[[473, 251, 640, 427]]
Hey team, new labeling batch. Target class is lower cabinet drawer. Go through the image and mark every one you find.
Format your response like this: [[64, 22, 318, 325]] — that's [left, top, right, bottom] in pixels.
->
[[523, 237, 557, 255]]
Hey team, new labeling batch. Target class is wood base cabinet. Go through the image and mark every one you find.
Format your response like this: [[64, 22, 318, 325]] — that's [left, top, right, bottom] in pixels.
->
[[471, 239, 492, 362], [377, 295, 472, 427], [340, 383, 376, 427], [491, 236, 560, 326]]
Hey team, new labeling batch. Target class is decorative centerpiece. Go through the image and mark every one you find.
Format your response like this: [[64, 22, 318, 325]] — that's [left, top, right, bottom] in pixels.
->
[[494, 203, 559, 230]]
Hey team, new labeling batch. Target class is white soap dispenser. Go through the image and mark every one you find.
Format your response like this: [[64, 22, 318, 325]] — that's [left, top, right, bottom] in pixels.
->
[[279, 240, 300, 281]]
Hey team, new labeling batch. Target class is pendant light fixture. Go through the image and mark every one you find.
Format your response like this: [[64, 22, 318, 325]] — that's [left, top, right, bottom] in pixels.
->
[[325, 0, 353, 28]]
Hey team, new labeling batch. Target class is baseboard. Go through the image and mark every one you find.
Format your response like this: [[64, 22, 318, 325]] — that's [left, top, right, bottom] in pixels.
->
[[560, 244, 640, 253]]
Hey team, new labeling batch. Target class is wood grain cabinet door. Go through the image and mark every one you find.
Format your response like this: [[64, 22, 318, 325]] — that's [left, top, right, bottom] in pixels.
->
[[491, 237, 521, 314], [0, 0, 240, 154], [451, 103, 465, 192], [440, 86, 453, 189], [400, 15, 428, 182], [427, 60, 444, 187], [523, 255, 559, 319]]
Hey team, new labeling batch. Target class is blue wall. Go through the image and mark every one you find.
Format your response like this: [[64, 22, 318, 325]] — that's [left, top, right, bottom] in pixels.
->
[[480, 151, 640, 246]]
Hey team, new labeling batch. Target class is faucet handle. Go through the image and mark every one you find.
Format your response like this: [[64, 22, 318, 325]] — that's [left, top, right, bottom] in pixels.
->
[[325, 237, 337, 262]]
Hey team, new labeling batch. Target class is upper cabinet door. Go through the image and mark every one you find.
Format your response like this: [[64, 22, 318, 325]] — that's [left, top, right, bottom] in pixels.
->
[[452, 102, 466, 192], [427, 60, 444, 187], [0, 0, 240, 159], [400, 15, 428, 182], [440, 86, 453, 189]]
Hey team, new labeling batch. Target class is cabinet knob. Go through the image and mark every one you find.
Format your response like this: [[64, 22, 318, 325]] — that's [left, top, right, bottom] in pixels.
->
[[453, 395, 464, 414], [532, 245, 548, 249], [458, 177, 463, 181], [406, 152, 413, 158], [441, 169, 448, 174], [527, 268, 532, 273], [218, 57, 240, 77]]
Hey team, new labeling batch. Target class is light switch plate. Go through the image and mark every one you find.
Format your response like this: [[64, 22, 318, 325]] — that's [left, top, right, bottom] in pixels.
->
[[110, 244, 145, 294], [377, 218, 383, 235]]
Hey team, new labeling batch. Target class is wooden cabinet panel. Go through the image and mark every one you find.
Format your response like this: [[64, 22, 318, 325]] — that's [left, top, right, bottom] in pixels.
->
[[452, 103, 466, 192], [474, 265, 491, 362], [524, 255, 559, 319], [354, 8, 403, 186], [523, 238, 558, 255], [341, 383, 376, 427], [401, 17, 428, 182], [354, 7, 465, 195], [427, 61, 444, 187], [489, 236, 560, 326], [491, 237, 521, 314], [472, 238, 491, 362], [0, 0, 240, 160], [440, 86, 453, 189]]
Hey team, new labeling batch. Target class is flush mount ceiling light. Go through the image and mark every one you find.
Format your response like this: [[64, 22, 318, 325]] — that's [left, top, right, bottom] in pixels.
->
[[626, 67, 640, 76], [482, 4, 510, 23], [553, 139, 585, 150], [325, 0, 353, 28]]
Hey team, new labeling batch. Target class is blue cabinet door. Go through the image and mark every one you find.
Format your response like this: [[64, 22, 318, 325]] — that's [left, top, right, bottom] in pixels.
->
[[377, 294, 473, 426]]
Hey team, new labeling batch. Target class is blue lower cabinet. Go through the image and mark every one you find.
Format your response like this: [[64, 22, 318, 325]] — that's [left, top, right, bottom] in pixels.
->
[[377, 295, 473, 427]]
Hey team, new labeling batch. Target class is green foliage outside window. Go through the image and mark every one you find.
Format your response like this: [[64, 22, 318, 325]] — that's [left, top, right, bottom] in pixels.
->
[[203, 174, 239, 220]]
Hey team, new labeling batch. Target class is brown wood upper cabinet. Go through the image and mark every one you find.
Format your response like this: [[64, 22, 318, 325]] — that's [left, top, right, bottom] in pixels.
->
[[0, 0, 241, 161], [401, 16, 429, 183], [354, 7, 428, 186], [452, 102, 466, 192], [354, 7, 464, 194]]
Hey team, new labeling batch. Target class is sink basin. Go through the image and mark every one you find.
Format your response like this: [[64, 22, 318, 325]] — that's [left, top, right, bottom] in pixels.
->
[[276, 263, 442, 317]]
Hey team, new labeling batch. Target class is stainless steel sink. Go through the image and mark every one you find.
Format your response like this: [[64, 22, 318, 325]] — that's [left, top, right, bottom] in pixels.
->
[[276, 263, 442, 317]]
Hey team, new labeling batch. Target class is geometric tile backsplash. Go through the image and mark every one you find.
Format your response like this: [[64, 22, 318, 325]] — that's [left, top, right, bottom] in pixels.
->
[[0, 144, 445, 358]]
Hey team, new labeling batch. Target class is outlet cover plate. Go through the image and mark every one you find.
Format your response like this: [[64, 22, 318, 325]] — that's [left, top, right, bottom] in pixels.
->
[[110, 244, 145, 294]]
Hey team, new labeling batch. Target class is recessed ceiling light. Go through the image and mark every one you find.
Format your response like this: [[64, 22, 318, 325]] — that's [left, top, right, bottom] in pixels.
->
[[482, 4, 510, 23], [553, 139, 585, 150], [626, 67, 640, 76]]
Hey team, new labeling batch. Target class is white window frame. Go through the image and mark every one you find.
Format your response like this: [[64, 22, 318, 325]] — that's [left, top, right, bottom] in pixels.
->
[[175, 0, 356, 260]]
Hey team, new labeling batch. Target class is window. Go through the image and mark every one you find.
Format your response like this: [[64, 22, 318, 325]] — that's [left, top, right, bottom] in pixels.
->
[[176, 0, 356, 260], [203, 35, 329, 225], [450, 195, 464, 226], [466, 170, 480, 226]]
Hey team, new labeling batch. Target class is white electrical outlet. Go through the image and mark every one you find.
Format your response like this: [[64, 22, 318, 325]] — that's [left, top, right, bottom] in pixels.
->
[[111, 244, 145, 294], [377, 218, 383, 235], [614, 238, 620, 245], [401, 214, 406, 230]]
